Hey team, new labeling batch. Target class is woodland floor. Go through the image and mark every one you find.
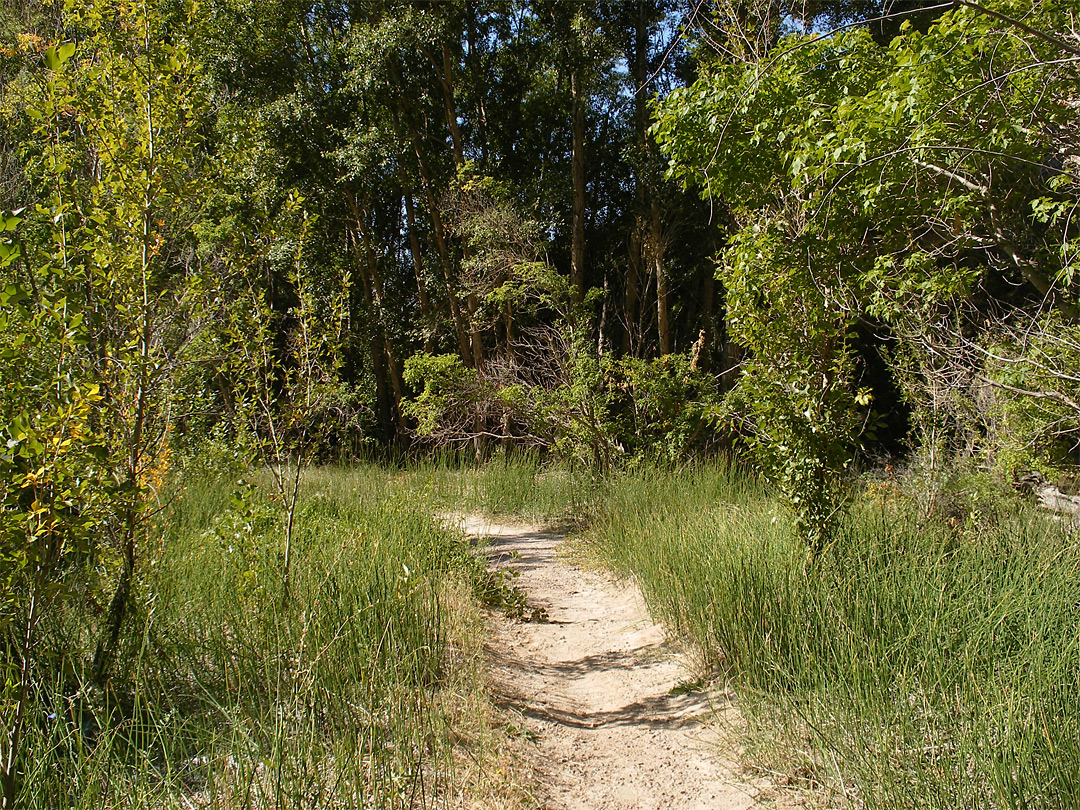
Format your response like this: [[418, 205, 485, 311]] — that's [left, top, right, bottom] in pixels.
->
[[454, 515, 802, 810]]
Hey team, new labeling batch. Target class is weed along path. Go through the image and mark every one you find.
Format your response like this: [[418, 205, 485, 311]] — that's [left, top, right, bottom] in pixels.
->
[[454, 514, 784, 810]]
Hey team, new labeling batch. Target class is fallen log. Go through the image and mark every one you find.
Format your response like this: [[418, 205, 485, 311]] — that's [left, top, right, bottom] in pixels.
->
[[1014, 472, 1080, 527]]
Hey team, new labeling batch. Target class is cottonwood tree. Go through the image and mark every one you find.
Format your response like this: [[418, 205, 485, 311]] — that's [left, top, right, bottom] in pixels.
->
[[0, 0, 210, 801]]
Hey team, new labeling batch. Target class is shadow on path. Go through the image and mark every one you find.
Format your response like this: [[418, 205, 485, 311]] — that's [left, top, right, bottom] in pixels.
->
[[454, 512, 769, 810]]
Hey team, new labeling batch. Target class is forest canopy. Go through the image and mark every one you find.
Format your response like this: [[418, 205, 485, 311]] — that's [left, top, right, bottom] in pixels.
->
[[0, 0, 1076, 552]]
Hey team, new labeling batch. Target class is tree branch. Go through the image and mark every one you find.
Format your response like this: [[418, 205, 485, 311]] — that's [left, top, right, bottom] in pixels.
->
[[955, 0, 1080, 59]]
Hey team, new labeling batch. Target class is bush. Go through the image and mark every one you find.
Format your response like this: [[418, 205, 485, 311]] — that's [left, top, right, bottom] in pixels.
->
[[404, 343, 722, 472]]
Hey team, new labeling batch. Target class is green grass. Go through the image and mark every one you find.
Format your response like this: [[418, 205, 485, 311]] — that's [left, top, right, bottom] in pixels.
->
[[396, 451, 597, 525], [25, 453, 1078, 809], [584, 458, 1080, 809], [20, 463, 489, 809]]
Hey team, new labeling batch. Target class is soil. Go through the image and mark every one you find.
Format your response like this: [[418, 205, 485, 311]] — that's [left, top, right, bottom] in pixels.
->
[[454, 514, 798, 810]]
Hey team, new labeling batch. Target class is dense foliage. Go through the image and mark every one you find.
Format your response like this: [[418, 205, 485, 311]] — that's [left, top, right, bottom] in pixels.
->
[[0, 0, 1077, 806], [655, 0, 1079, 544]]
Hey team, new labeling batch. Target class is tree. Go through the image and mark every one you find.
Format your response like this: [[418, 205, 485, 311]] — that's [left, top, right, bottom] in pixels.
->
[[0, 208, 107, 809], [655, 0, 1079, 546], [0, 0, 210, 799], [216, 197, 353, 606]]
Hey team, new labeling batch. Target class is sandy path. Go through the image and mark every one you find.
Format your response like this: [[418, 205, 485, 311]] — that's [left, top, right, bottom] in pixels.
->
[[455, 515, 783, 810]]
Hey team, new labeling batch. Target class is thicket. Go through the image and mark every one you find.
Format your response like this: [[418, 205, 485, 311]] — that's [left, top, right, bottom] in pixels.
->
[[655, 0, 1080, 547]]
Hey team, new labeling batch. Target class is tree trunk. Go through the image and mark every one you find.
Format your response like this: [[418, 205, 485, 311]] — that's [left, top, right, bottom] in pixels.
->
[[346, 192, 407, 436], [428, 45, 486, 366], [624, 1, 648, 356], [369, 328, 395, 443], [651, 200, 670, 355], [412, 141, 474, 366], [3, 574, 39, 808], [598, 267, 610, 355], [698, 253, 715, 373], [571, 69, 586, 304], [358, 226, 407, 431], [350, 233, 396, 441], [91, 508, 136, 684], [503, 300, 513, 349], [402, 188, 435, 352], [439, 42, 465, 168], [387, 68, 473, 366], [465, 292, 484, 369]]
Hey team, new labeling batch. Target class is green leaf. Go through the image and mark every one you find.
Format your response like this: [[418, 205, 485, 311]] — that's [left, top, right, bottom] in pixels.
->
[[44, 42, 75, 71], [1, 284, 27, 307]]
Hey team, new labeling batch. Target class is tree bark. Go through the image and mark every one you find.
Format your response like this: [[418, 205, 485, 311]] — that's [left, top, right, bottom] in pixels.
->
[[625, 225, 642, 355], [626, 1, 650, 356], [439, 42, 465, 168], [350, 231, 395, 441], [402, 188, 435, 352], [387, 66, 473, 366], [651, 199, 670, 355], [411, 139, 474, 366], [427, 42, 486, 367], [91, 509, 136, 684], [369, 328, 395, 443], [699, 255, 715, 373], [358, 223, 407, 425], [598, 267, 610, 355], [571, 69, 586, 304], [347, 191, 407, 435]]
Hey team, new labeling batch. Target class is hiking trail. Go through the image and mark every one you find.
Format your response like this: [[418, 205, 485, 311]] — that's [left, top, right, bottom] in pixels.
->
[[454, 515, 798, 810]]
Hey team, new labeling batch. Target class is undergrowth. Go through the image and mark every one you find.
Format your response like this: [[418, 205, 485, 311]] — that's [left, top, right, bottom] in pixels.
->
[[400, 451, 597, 526], [18, 463, 489, 809], [583, 459, 1080, 809], [31, 451, 1074, 809]]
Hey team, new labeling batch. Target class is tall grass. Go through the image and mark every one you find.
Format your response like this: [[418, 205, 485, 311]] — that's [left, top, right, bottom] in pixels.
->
[[399, 451, 597, 525], [20, 464, 487, 809], [587, 459, 1080, 809], [38, 453, 1075, 808]]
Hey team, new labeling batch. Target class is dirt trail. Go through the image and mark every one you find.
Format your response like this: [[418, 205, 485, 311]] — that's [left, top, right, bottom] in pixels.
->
[[455, 515, 787, 810]]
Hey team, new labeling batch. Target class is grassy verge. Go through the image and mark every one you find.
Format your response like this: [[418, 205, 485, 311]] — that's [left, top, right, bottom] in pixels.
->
[[583, 459, 1080, 809], [21, 463, 491, 809], [44, 452, 1075, 809]]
